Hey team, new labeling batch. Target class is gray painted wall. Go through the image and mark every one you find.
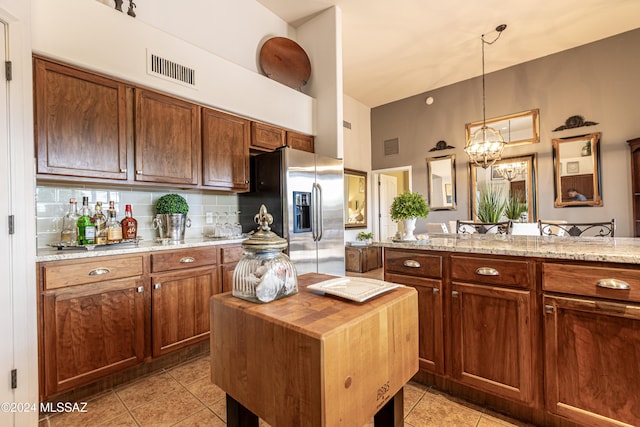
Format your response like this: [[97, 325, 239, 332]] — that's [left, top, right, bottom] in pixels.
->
[[371, 28, 640, 237]]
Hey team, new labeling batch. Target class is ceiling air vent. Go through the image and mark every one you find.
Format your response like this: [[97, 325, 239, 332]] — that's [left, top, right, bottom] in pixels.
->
[[384, 138, 399, 156], [148, 53, 196, 87]]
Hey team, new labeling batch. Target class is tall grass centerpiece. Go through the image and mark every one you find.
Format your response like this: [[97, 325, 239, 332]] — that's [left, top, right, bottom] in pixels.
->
[[477, 185, 506, 223]]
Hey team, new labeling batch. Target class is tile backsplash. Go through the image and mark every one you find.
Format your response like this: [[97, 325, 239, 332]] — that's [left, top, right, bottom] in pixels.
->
[[36, 184, 239, 248]]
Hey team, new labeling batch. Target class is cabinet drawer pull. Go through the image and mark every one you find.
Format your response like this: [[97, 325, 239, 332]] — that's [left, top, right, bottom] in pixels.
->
[[403, 260, 421, 268], [88, 268, 111, 276], [452, 291, 459, 298], [136, 170, 143, 174], [180, 257, 196, 264], [120, 168, 127, 173], [544, 305, 555, 314], [475, 267, 499, 276], [596, 279, 631, 290], [136, 286, 144, 293], [432, 288, 440, 295], [153, 283, 161, 290]]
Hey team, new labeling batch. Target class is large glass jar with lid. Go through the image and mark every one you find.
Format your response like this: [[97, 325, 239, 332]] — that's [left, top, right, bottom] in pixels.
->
[[233, 205, 298, 303]]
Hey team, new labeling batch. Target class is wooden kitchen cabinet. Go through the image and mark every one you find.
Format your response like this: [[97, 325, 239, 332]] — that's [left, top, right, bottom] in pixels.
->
[[219, 244, 244, 293], [345, 245, 382, 273], [287, 131, 314, 153], [150, 247, 219, 357], [134, 89, 200, 185], [250, 121, 286, 151], [542, 261, 640, 426], [628, 137, 640, 236], [384, 249, 444, 375], [202, 107, 250, 191], [41, 277, 145, 396], [449, 255, 535, 404], [34, 56, 128, 181]]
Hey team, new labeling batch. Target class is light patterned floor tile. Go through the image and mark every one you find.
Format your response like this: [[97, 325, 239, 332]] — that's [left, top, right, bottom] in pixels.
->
[[168, 356, 212, 386], [129, 388, 204, 426], [404, 389, 483, 427], [171, 407, 226, 427], [115, 372, 184, 410], [186, 376, 226, 407], [48, 391, 127, 427]]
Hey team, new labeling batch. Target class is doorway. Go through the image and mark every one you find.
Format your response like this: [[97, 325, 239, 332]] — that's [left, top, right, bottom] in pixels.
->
[[372, 167, 411, 241]]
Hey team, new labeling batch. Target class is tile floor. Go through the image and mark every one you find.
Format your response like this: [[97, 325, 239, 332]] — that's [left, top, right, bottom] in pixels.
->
[[39, 353, 531, 426], [39, 268, 533, 426]]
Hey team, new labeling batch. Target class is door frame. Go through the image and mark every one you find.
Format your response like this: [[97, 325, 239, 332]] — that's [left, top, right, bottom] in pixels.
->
[[372, 166, 412, 241]]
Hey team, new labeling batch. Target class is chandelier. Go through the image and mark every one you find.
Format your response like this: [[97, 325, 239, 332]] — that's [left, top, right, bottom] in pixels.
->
[[495, 161, 526, 181], [464, 24, 507, 169]]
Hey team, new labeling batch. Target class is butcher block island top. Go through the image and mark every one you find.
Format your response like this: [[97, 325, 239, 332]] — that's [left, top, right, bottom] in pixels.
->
[[378, 234, 640, 264], [210, 273, 419, 427]]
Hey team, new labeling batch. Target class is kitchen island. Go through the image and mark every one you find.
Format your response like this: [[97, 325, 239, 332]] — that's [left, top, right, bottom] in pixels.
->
[[378, 234, 640, 427]]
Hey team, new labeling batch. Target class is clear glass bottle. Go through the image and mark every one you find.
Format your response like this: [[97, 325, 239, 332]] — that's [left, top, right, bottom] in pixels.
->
[[77, 196, 96, 245], [106, 201, 123, 243], [232, 205, 297, 303], [93, 201, 107, 245], [60, 198, 79, 245], [121, 204, 137, 240]]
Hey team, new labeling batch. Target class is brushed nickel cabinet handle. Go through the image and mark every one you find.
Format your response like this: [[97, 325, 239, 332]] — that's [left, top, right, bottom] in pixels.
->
[[180, 257, 196, 264], [452, 291, 459, 298], [544, 305, 555, 314], [596, 279, 631, 290], [136, 286, 144, 293], [403, 260, 421, 268], [475, 267, 499, 276], [88, 267, 110, 276], [432, 288, 440, 295], [136, 170, 143, 174], [153, 283, 161, 290], [120, 168, 127, 173]]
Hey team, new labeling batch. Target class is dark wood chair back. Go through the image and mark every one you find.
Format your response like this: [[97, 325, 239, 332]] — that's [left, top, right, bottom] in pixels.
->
[[456, 220, 509, 235], [538, 219, 615, 237]]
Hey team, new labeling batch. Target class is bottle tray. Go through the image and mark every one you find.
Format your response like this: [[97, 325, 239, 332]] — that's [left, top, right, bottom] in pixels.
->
[[48, 238, 142, 251]]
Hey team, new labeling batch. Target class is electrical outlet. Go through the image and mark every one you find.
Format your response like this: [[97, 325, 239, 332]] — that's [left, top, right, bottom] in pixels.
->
[[205, 212, 213, 224]]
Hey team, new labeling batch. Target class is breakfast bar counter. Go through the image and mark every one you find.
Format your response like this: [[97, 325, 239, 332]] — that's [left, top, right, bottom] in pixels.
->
[[210, 273, 419, 427]]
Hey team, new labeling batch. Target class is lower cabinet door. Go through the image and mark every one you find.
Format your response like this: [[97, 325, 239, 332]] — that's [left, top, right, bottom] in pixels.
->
[[220, 263, 236, 293], [151, 267, 217, 357], [450, 282, 534, 404], [543, 295, 640, 427], [42, 278, 145, 396]]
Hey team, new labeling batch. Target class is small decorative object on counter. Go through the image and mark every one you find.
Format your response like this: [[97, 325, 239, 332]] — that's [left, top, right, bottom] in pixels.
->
[[60, 198, 79, 245], [77, 196, 96, 245], [390, 191, 430, 241], [106, 200, 123, 243], [153, 193, 191, 243], [93, 201, 108, 245], [121, 204, 137, 240], [232, 204, 297, 303]]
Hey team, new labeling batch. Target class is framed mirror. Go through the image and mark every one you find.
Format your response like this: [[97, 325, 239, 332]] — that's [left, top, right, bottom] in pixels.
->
[[426, 154, 456, 210], [469, 153, 538, 221], [466, 109, 540, 147], [344, 168, 367, 228], [552, 132, 602, 207]]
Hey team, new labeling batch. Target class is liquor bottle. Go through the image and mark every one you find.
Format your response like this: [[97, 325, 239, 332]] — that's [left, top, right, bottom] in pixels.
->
[[93, 201, 108, 244], [121, 204, 138, 240], [60, 198, 79, 245], [106, 201, 123, 243], [77, 196, 96, 245]]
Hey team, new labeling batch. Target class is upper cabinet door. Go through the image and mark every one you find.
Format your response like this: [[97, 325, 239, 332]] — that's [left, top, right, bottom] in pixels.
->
[[286, 131, 314, 153], [34, 57, 128, 180], [250, 121, 286, 151], [201, 107, 250, 191], [134, 89, 200, 185]]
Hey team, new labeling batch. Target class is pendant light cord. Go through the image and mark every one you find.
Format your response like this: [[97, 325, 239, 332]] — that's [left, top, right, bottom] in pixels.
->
[[480, 26, 506, 128]]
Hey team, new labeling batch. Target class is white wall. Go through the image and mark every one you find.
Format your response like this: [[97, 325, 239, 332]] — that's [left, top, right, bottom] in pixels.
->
[[343, 95, 372, 241], [0, 0, 38, 425]]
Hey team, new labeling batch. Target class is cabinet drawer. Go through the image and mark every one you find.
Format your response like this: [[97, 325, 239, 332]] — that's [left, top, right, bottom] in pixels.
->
[[451, 255, 531, 289], [385, 249, 442, 279], [42, 256, 144, 290], [220, 245, 243, 264], [542, 262, 640, 303], [151, 247, 218, 273]]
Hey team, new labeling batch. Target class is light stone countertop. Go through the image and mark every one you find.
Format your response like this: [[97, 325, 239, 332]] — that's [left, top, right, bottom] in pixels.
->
[[36, 237, 247, 262], [376, 234, 640, 265]]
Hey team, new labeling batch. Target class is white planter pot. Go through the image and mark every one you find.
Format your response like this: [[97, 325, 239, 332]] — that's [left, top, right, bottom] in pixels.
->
[[402, 218, 417, 240]]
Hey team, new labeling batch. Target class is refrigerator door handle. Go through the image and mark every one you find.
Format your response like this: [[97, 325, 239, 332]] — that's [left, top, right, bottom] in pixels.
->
[[316, 182, 324, 241], [311, 183, 318, 241]]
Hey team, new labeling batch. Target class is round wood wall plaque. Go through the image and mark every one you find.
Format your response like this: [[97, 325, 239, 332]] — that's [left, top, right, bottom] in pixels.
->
[[259, 37, 311, 90]]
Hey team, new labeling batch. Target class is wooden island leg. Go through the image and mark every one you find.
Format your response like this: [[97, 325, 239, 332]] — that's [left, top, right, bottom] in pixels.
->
[[374, 387, 404, 426], [226, 394, 259, 427]]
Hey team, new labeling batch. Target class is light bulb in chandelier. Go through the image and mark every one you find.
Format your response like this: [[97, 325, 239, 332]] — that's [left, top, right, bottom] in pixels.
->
[[494, 161, 526, 181]]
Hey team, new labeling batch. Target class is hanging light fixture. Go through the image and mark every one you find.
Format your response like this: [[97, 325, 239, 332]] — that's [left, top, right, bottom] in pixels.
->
[[495, 161, 526, 181], [464, 24, 507, 169]]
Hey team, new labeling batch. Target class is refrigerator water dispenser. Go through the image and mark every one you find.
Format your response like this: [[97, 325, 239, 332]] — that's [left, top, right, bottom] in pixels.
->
[[293, 191, 312, 233]]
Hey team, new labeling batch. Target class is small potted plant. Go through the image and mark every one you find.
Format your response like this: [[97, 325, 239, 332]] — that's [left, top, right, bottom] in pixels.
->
[[356, 231, 373, 245], [390, 191, 429, 240], [153, 193, 191, 242]]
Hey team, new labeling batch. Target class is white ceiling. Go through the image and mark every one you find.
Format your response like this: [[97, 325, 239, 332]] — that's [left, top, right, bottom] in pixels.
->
[[257, 0, 640, 108]]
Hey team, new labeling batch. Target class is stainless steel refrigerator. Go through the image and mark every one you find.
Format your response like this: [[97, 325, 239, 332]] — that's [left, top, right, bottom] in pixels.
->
[[239, 147, 345, 276]]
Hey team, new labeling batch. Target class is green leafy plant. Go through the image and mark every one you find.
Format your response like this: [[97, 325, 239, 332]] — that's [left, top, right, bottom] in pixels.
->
[[504, 192, 527, 221], [390, 191, 429, 221], [155, 193, 189, 215], [477, 185, 506, 222], [357, 231, 373, 241]]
